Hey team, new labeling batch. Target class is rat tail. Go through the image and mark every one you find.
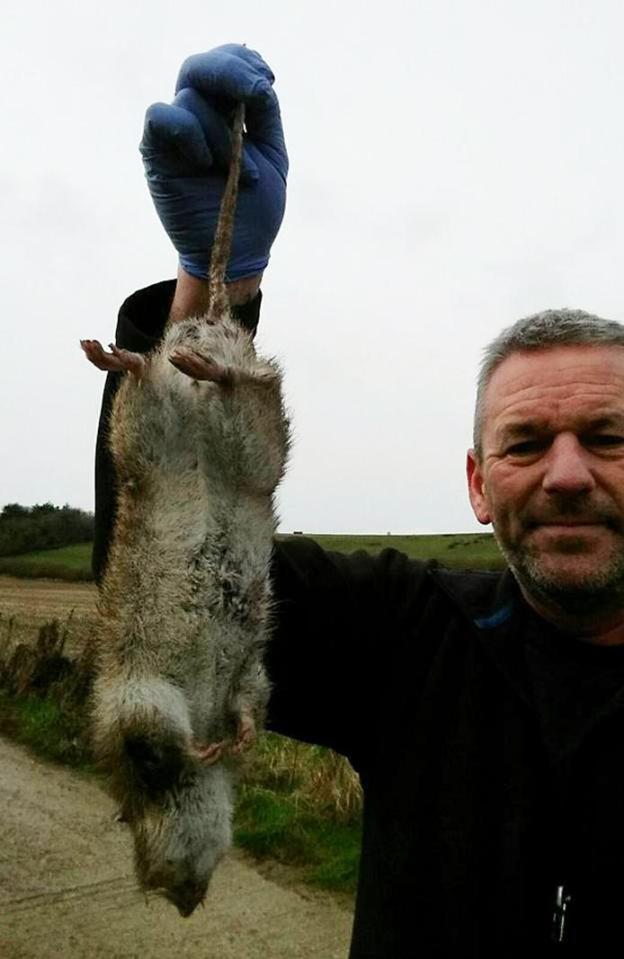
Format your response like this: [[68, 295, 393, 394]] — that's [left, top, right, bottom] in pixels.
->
[[206, 101, 246, 321]]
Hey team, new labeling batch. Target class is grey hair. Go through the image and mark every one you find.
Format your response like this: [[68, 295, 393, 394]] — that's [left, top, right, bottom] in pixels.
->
[[473, 308, 624, 457]]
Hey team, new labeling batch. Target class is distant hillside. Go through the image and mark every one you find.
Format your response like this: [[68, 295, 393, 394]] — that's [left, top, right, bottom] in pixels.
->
[[0, 532, 504, 582], [0, 503, 93, 558]]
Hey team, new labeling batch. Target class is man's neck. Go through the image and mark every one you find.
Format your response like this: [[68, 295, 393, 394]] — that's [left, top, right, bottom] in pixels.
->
[[520, 586, 624, 646]]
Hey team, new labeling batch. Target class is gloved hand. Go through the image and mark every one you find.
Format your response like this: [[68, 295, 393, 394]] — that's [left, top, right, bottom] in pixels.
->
[[140, 44, 288, 282]]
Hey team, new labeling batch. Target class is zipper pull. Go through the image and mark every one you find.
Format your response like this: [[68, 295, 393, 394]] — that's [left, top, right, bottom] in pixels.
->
[[551, 884, 572, 944]]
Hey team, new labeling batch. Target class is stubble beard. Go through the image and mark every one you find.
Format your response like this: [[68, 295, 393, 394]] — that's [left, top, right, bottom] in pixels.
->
[[493, 513, 624, 620]]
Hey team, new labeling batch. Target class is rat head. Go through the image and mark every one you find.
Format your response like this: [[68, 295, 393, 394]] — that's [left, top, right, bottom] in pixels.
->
[[93, 675, 233, 913], [131, 763, 233, 917]]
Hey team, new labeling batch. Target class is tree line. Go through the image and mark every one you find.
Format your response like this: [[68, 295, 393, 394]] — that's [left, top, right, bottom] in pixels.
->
[[0, 503, 94, 557]]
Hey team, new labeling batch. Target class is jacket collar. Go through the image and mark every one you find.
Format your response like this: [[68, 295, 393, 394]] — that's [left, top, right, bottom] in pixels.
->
[[429, 564, 518, 629], [429, 565, 535, 712], [429, 565, 624, 743]]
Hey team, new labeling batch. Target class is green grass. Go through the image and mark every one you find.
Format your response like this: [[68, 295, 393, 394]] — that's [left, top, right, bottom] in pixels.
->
[[235, 786, 361, 893], [0, 534, 504, 583], [283, 532, 505, 570], [0, 543, 93, 581], [234, 732, 363, 892], [0, 690, 94, 769]]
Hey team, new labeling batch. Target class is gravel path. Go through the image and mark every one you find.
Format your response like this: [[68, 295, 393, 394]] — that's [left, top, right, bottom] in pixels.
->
[[0, 575, 354, 956], [0, 728, 353, 959], [0, 688, 351, 959]]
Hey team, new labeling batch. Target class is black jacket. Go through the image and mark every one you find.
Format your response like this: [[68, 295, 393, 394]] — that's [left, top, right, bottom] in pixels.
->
[[269, 540, 624, 957], [94, 283, 624, 958]]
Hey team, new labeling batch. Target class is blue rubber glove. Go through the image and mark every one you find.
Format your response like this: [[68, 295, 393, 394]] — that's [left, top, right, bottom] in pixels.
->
[[140, 44, 288, 282]]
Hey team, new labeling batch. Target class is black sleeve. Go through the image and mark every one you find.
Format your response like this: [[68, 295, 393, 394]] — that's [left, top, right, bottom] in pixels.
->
[[91, 281, 262, 582], [266, 537, 432, 767]]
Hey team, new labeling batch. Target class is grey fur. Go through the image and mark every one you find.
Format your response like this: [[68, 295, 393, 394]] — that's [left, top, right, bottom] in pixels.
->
[[473, 307, 624, 456], [91, 103, 290, 916]]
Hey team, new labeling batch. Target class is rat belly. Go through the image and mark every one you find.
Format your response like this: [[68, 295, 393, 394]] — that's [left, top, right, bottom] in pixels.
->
[[92, 313, 289, 914]]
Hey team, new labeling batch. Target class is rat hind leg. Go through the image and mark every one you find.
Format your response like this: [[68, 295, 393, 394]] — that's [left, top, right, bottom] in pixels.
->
[[189, 653, 270, 765], [224, 656, 270, 757], [231, 656, 270, 753]]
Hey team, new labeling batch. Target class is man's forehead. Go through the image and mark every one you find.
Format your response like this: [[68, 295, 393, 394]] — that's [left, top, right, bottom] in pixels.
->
[[482, 343, 624, 429], [489, 342, 624, 386]]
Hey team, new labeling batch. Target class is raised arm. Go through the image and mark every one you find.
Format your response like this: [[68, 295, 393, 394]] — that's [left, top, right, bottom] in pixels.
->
[[91, 45, 288, 580], [140, 43, 288, 323]]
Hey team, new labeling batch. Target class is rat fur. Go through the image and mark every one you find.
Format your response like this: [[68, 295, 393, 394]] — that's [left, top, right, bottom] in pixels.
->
[[86, 103, 290, 916]]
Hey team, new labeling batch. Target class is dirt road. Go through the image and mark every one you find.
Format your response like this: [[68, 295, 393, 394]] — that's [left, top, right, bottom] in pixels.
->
[[0, 736, 353, 958], [0, 576, 354, 957]]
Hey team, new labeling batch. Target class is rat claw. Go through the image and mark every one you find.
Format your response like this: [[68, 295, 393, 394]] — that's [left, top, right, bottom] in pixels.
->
[[231, 714, 257, 755], [169, 349, 232, 384], [102, 344, 146, 379], [191, 741, 225, 765], [81, 338, 126, 372]]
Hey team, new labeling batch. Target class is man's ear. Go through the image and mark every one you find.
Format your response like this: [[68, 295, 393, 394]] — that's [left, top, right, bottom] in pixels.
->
[[466, 449, 492, 525]]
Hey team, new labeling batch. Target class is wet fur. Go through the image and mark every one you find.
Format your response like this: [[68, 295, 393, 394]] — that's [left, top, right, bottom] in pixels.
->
[[91, 103, 290, 915]]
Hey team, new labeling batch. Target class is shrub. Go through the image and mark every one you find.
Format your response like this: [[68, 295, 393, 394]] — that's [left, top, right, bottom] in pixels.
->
[[0, 503, 94, 557]]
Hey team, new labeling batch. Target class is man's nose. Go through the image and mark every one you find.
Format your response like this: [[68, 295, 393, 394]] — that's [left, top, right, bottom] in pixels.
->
[[542, 433, 596, 495]]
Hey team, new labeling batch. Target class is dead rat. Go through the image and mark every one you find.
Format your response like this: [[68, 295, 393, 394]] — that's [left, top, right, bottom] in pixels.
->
[[81, 102, 290, 917]]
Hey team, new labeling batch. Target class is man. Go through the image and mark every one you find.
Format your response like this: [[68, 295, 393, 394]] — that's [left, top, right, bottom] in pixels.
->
[[94, 45, 624, 957]]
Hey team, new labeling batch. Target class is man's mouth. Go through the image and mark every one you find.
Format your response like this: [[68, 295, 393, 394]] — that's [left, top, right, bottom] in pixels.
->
[[535, 520, 603, 527], [520, 520, 616, 545], [524, 513, 619, 531], [518, 505, 624, 540]]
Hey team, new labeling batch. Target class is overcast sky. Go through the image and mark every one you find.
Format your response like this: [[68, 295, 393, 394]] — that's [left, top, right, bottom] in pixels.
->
[[2, 0, 624, 534]]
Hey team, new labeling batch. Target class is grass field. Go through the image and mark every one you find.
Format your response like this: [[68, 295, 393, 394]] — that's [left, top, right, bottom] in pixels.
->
[[0, 543, 93, 581], [291, 532, 504, 569], [0, 533, 504, 582]]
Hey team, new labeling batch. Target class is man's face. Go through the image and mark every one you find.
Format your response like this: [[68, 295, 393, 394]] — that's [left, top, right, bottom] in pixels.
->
[[467, 344, 624, 616]]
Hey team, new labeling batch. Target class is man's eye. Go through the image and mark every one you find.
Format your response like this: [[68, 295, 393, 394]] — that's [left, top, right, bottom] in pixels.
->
[[505, 440, 545, 456], [587, 434, 624, 448]]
